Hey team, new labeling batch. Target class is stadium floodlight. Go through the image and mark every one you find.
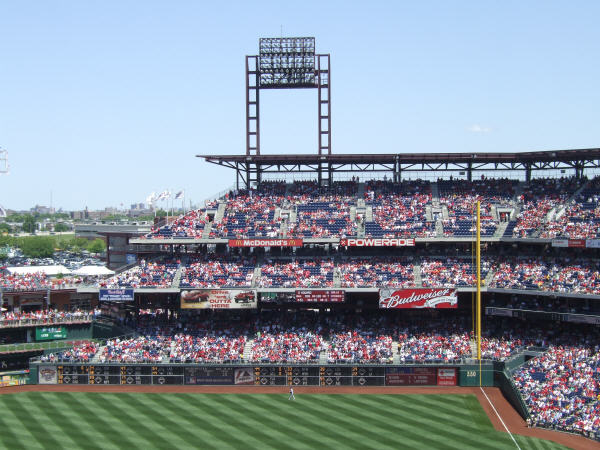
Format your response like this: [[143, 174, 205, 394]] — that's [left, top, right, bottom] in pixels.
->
[[246, 37, 331, 156]]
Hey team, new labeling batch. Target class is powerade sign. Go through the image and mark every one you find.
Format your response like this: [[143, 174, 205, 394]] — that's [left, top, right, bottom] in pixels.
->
[[36, 327, 67, 341], [99, 289, 135, 302]]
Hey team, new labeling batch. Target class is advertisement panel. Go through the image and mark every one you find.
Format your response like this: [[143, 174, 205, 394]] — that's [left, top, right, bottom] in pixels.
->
[[568, 239, 586, 248], [99, 289, 135, 302], [234, 368, 255, 385], [295, 290, 345, 303], [565, 314, 600, 325], [38, 366, 58, 384], [551, 239, 569, 248], [35, 327, 67, 341], [485, 307, 515, 318], [379, 288, 457, 309], [437, 368, 457, 386], [228, 239, 303, 247], [339, 238, 415, 247], [180, 289, 257, 309], [586, 239, 600, 248], [386, 367, 437, 386]]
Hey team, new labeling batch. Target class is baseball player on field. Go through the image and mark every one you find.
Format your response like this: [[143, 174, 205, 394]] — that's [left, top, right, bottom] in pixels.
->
[[288, 386, 295, 401]]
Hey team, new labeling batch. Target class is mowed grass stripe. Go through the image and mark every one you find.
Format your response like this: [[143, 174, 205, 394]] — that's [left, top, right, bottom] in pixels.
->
[[243, 394, 351, 449], [1, 394, 65, 449], [302, 394, 435, 449], [117, 393, 211, 450], [0, 411, 34, 450], [25, 392, 108, 450], [350, 394, 489, 439], [133, 394, 223, 450], [369, 394, 502, 449], [62, 392, 147, 449], [169, 394, 252, 449], [213, 393, 307, 449], [178, 393, 281, 449], [83, 393, 172, 449], [314, 394, 478, 450]]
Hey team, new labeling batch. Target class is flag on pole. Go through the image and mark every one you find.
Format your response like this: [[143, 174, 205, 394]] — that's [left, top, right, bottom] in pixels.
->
[[175, 190, 184, 200], [158, 190, 171, 201]]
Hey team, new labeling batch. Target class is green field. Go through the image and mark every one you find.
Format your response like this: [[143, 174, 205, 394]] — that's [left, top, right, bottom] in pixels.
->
[[0, 393, 567, 449]]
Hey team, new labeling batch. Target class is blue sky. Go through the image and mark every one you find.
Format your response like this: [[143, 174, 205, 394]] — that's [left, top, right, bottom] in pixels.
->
[[1, 1, 599, 211]]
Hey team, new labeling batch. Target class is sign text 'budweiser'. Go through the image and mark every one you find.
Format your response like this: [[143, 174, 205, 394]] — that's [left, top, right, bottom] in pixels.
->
[[228, 238, 303, 247], [379, 288, 458, 309], [339, 238, 415, 247]]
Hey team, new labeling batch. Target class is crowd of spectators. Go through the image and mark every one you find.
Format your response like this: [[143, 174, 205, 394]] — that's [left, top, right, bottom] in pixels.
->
[[1, 308, 100, 327], [99, 259, 179, 289], [491, 258, 600, 295], [513, 345, 600, 439], [420, 258, 491, 287], [0, 271, 49, 291], [328, 331, 393, 363], [337, 257, 414, 288], [40, 341, 100, 362], [258, 258, 334, 288], [249, 331, 323, 363], [180, 255, 255, 288]]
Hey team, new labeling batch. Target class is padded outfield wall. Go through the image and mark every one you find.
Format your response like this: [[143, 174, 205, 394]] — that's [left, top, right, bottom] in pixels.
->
[[29, 362, 494, 387]]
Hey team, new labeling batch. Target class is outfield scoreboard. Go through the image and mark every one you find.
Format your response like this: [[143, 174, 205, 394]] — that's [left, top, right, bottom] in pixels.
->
[[40, 364, 457, 386]]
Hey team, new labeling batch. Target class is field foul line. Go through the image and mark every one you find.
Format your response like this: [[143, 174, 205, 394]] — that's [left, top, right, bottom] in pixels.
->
[[480, 387, 521, 450]]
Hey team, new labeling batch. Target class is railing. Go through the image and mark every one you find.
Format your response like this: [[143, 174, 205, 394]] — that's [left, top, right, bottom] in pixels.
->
[[0, 339, 99, 354], [0, 314, 96, 329]]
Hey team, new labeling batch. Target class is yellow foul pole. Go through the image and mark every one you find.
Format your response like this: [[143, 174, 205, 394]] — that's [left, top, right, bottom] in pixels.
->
[[476, 201, 482, 385]]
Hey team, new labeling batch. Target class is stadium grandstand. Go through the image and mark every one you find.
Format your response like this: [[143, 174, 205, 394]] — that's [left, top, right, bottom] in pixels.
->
[[3, 37, 600, 444]]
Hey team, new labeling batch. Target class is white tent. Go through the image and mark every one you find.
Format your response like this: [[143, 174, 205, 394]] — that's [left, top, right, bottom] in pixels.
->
[[7, 265, 71, 276], [72, 266, 115, 276]]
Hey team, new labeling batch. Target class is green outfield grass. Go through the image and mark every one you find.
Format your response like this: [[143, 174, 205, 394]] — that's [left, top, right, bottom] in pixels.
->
[[0, 392, 567, 449]]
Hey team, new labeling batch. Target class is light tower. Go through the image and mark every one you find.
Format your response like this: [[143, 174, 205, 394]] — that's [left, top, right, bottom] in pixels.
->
[[0, 147, 8, 217], [246, 37, 331, 156]]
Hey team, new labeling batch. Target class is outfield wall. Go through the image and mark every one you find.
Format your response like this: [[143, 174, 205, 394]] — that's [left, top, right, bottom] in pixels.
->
[[30, 363, 494, 387]]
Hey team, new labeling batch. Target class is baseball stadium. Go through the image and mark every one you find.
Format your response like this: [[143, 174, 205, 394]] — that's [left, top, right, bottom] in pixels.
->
[[2, 37, 600, 450]]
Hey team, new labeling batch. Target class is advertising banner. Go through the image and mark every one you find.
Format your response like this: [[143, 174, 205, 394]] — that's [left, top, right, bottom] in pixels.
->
[[485, 307, 515, 318], [339, 238, 415, 247], [568, 239, 586, 248], [234, 368, 255, 385], [228, 239, 303, 247], [437, 368, 457, 386], [379, 288, 457, 309], [551, 239, 569, 248], [386, 367, 437, 386], [565, 314, 600, 325], [180, 289, 257, 309], [586, 239, 600, 248], [99, 289, 135, 302], [38, 366, 58, 384], [295, 290, 345, 303], [35, 327, 67, 341]]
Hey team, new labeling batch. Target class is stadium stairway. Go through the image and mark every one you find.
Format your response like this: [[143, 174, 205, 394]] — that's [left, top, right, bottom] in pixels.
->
[[242, 339, 254, 361], [201, 222, 212, 238], [171, 266, 184, 289], [435, 219, 444, 238], [251, 267, 261, 287], [357, 182, 365, 198], [431, 182, 440, 207], [392, 341, 400, 364], [319, 342, 329, 364], [493, 222, 509, 238], [90, 346, 106, 363], [333, 268, 342, 287], [413, 263, 423, 286], [365, 205, 373, 222], [483, 268, 495, 287], [470, 340, 477, 358], [214, 202, 226, 224]]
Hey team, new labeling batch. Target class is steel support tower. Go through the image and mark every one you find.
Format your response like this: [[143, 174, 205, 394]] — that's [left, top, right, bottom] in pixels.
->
[[246, 37, 331, 160]]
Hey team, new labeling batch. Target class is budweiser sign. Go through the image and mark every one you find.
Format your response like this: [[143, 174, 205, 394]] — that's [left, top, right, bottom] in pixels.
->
[[339, 238, 415, 247], [228, 238, 303, 247], [379, 288, 457, 309]]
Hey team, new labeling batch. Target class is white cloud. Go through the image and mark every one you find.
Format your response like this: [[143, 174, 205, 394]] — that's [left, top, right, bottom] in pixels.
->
[[467, 124, 492, 133]]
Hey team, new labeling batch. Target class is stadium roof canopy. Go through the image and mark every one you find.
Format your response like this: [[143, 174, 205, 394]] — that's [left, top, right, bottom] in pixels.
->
[[197, 148, 600, 189]]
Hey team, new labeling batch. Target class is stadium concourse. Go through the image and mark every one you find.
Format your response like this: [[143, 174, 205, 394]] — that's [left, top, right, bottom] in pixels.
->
[[2, 176, 600, 445]]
